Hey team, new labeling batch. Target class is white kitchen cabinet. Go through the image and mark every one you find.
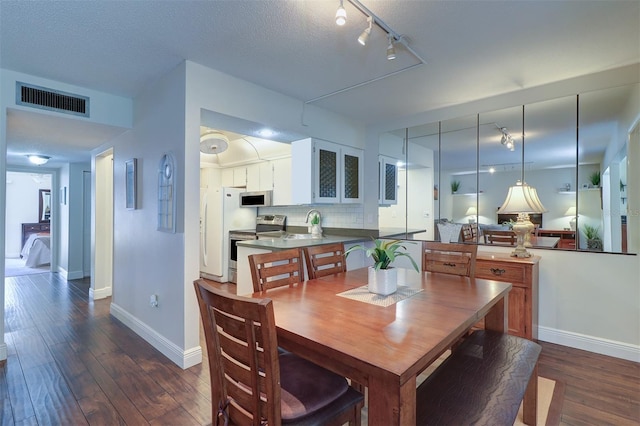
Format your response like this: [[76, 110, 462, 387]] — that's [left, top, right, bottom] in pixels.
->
[[271, 158, 292, 206], [291, 138, 363, 204], [379, 155, 398, 205], [233, 167, 247, 187], [259, 162, 274, 191], [246, 164, 261, 191], [221, 168, 234, 187]]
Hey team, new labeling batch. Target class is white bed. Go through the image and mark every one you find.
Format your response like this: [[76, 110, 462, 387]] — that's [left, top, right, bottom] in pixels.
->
[[21, 233, 51, 268]]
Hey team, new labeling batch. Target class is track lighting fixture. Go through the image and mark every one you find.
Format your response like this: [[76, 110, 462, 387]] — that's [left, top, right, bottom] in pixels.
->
[[358, 16, 373, 46], [335, 0, 347, 26], [499, 127, 516, 151], [386, 34, 396, 60]]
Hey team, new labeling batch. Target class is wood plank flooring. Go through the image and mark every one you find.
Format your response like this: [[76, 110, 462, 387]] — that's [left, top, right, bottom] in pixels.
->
[[1, 273, 639, 425]]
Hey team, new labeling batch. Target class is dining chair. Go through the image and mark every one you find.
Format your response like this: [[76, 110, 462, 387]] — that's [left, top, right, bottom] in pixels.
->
[[303, 243, 347, 280], [422, 241, 478, 278], [193, 280, 364, 426], [461, 224, 478, 243], [483, 229, 516, 246], [249, 248, 305, 293]]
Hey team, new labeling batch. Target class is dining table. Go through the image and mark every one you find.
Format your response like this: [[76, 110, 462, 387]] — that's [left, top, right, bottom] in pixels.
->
[[250, 267, 514, 425]]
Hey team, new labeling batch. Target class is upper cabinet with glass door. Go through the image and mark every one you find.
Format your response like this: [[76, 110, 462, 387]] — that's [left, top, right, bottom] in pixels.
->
[[291, 138, 363, 204]]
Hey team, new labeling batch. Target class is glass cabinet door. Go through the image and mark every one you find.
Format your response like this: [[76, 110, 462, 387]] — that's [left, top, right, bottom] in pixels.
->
[[313, 139, 340, 203], [341, 146, 363, 203]]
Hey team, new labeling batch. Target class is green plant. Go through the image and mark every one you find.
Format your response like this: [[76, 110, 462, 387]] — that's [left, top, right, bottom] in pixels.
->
[[345, 239, 419, 272], [582, 224, 601, 241], [310, 214, 320, 225], [588, 171, 601, 187], [451, 180, 461, 193]]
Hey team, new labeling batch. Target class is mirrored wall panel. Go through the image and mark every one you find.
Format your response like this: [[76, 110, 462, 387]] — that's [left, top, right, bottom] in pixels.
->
[[379, 82, 639, 254]]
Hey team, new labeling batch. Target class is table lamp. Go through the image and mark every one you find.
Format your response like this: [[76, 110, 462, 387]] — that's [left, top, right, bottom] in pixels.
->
[[564, 206, 577, 231], [497, 181, 547, 257], [465, 206, 477, 223]]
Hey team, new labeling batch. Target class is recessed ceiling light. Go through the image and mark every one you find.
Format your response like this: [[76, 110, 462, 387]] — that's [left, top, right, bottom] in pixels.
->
[[27, 155, 50, 165], [258, 129, 275, 138]]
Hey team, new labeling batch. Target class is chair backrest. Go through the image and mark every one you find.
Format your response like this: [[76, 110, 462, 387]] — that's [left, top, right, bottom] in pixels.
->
[[194, 279, 281, 425], [461, 224, 478, 242], [249, 248, 305, 292], [483, 229, 516, 245], [422, 241, 478, 278], [303, 243, 347, 280]]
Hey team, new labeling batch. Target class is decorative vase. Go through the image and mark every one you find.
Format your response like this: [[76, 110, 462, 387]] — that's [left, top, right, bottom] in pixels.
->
[[368, 267, 397, 296]]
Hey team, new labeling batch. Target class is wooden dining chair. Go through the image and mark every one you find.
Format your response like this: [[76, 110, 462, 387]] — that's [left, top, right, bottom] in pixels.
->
[[194, 280, 364, 426], [303, 243, 347, 280], [249, 248, 305, 293], [422, 241, 478, 278], [483, 229, 516, 246]]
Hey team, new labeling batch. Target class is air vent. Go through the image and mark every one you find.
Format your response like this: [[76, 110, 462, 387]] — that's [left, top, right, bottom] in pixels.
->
[[16, 82, 89, 117]]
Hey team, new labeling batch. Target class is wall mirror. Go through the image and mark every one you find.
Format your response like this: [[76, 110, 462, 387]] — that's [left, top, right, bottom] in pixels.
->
[[39, 189, 51, 223], [379, 82, 639, 255]]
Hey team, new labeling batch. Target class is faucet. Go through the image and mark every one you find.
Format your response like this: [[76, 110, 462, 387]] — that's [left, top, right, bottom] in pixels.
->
[[305, 209, 322, 236], [305, 209, 322, 225]]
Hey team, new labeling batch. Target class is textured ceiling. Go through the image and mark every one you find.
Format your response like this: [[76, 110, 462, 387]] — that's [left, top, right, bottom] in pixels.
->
[[1, 0, 639, 166]]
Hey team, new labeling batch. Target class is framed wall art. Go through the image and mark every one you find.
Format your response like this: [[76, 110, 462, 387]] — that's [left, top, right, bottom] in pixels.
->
[[125, 158, 137, 210]]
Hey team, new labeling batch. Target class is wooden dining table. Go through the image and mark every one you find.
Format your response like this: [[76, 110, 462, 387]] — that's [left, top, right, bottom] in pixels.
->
[[250, 267, 513, 425]]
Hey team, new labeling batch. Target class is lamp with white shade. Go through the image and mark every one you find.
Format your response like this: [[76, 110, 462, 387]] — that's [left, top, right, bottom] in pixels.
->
[[465, 206, 477, 223], [565, 206, 577, 231], [497, 181, 547, 257]]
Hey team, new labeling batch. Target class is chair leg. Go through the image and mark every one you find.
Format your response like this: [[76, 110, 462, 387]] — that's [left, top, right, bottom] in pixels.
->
[[523, 363, 538, 425]]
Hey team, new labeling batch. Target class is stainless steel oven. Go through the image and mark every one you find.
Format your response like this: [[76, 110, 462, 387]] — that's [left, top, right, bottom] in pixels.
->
[[228, 215, 287, 284], [228, 231, 257, 284]]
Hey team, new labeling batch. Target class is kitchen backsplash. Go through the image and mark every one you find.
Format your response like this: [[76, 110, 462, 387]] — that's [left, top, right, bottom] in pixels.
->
[[259, 205, 364, 229]]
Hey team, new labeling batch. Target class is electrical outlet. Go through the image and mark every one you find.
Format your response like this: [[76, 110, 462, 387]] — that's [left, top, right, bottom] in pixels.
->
[[150, 294, 159, 308]]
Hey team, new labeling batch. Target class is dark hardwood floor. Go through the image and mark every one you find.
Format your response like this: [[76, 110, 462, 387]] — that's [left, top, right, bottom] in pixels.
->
[[1, 272, 638, 425]]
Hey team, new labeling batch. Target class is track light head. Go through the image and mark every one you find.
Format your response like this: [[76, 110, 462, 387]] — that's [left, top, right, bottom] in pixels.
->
[[335, 0, 346, 26], [358, 16, 373, 46], [386, 35, 396, 60], [358, 27, 370, 45]]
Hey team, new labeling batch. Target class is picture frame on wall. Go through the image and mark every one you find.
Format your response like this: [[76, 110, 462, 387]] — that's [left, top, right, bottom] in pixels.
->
[[125, 158, 137, 210]]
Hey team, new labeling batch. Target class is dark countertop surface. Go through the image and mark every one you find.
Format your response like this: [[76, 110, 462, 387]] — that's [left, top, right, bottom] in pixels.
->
[[237, 228, 426, 250]]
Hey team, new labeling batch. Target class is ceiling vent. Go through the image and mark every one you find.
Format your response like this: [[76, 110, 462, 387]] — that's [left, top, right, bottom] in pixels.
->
[[16, 82, 90, 117]]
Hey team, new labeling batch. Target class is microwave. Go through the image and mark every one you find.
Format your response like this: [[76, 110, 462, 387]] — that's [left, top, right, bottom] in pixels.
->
[[240, 190, 273, 207]]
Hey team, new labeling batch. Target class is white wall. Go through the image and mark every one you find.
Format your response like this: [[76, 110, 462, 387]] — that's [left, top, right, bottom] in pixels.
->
[[5, 171, 51, 257], [106, 63, 194, 367]]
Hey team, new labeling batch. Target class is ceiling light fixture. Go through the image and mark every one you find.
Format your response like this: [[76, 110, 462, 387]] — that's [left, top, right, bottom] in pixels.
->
[[498, 127, 516, 151], [386, 34, 396, 60], [199, 132, 229, 154], [358, 16, 373, 46], [27, 154, 50, 165], [335, 0, 347, 26]]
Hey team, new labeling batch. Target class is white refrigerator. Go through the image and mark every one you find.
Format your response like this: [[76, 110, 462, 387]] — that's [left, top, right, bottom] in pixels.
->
[[200, 187, 256, 282]]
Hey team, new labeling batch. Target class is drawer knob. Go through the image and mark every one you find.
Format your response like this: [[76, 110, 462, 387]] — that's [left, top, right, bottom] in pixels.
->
[[490, 268, 506, 275], [443, 262, 457, 267]]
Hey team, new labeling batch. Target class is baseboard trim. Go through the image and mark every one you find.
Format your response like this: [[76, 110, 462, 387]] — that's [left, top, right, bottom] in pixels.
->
[[110, 303, 202, 369], [90, 286, 112, 300], [539, 326, 640, 362]]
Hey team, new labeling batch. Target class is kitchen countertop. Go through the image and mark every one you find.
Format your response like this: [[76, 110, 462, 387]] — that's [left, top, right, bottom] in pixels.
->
[[237, 228, 426, 251]]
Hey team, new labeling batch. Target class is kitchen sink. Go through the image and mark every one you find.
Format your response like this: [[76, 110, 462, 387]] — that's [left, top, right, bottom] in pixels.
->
[[284, 233, 323, 240]]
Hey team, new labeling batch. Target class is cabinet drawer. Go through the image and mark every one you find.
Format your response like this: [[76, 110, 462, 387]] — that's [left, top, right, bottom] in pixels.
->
[[476, 261, 526, 284]]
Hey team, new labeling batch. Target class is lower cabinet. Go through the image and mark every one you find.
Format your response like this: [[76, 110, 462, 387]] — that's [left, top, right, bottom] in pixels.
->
[[475, 252, 539, 340]]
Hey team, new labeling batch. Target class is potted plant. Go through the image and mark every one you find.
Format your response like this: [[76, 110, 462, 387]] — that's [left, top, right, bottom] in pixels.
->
[[451, 180, 461, 194], [589, 171, 601, 188], [345, 239, 419, 295], [582, 224, 603, 251]]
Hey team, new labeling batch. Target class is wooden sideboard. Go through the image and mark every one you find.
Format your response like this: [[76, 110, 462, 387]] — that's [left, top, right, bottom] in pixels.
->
[[21, 222, 51, 249], [476, 252, 539, 340], [537, 229, 576, 249]]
